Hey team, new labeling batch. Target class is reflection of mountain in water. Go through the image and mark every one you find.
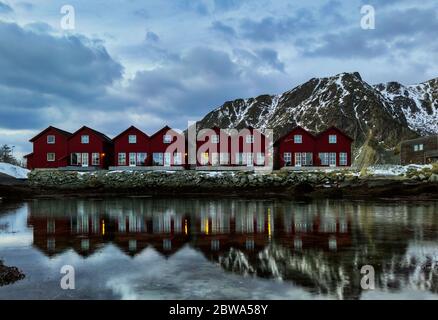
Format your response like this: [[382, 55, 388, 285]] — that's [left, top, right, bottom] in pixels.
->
[[27, 198, 438, 300]]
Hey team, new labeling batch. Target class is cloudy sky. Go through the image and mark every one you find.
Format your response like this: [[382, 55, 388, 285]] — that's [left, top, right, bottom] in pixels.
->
[[0, 0, 437, 158]]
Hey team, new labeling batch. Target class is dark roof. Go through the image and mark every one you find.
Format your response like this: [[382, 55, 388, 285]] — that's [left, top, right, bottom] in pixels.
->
[[112, 125, 149, 141], [29, 126, 72, 142], [68, 126, 113, 143], [24, 152, 34, 158], [316, 126, 354, 141]]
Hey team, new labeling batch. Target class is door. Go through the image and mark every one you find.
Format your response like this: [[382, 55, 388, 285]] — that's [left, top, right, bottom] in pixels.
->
[[129, 153, 136, 167], [329, 152, 336, 167], [212, 153, 219, 166], [81, 153, 89, 167], [295, 153, 302, 167], [164, 153, 171, 166], [246, 153, 254, 167]]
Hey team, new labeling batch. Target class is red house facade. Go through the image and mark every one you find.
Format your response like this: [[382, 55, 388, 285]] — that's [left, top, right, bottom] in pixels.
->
[[25, 126, 72, 170], [196, 127, 267, 167], [149, 126, 186, 167], [67, 126, 113, 169], [112, 126, 150, 167], [275, 126, 352, 168]]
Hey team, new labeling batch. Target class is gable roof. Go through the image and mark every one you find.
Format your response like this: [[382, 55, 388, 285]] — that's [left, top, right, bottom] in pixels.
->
[[316, 126, 354, 141], [112, 125, 149, 141], [149, 125, 184, 139], [274, 126, 316, 145], [29, 126, 72, 142], [68, 126, 112, 143]]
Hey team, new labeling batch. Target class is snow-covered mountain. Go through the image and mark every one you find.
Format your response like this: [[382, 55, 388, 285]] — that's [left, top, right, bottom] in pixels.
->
[[197, 72, 438, 166]]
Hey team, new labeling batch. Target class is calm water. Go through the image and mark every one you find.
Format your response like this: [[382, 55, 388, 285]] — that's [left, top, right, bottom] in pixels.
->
[[0, 197, 437, 300]]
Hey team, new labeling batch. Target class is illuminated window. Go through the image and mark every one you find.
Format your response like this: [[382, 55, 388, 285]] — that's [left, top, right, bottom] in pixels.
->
[[200, 152, 209, 165], [47, 135, 55, 144]]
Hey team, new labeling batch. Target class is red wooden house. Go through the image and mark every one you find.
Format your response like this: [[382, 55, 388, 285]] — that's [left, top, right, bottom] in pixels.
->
[[149, 126, 186, 167], [315, 126, 352, 167], [67, 126, 113, 169], [25, 126, 72, 170], [275, 126, 316, 168], [196, 126, 231, 166], [112, 126, 150, 168], [275, 126, 352, 168], [229, 127, 267, 167]]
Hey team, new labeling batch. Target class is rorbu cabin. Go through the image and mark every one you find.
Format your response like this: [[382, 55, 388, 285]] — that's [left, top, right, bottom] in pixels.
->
[[67, 126, 113, 169], [315, 126, 353, 167], [275, 126, 316, 168], [228, 127, 267, 168], [25, 126, 72, 170], [112, 126, 150, 169], [196, 126, 231, 167], [148, 126, 186, 168]]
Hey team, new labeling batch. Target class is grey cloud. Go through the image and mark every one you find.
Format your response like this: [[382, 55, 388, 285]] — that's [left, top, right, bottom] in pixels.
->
[[145, 31, 160, 43], [210, 21, 236, 37], [0, 1, 13, 14]]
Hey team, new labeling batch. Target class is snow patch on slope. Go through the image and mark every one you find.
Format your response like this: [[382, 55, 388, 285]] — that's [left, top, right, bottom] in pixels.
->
[[0, 162, 29, 179]]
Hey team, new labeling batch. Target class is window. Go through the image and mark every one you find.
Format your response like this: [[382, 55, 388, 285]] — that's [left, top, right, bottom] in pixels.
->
[[220, 153, 229, 165], [164, 152, 172, 166], [284, 153, 292, 166], [319, 153, 329, 166], [200, 152, 209, 165], [329, 135, 337, 144], [246, 153, 254, 166], [163, 135, 172, 144], [256, 153, 265, 166], [211, 135, 219, 144], [118, 153, 126, 166], [419, 144, 424, 151], [128, 135, 137, 144], [129, 153, 136, 166], [152, 153, 163, 166], [71, 153, 81, 165], [294, 153, 302, 167], [174, 152, 182, 165], [47, 220, 55, 234], [81, 135, 89, 144], [47, 135, 55, 144], [47, 153, 55, 162], [340, 152, 348, 166], [92, 153, 100, 166], [235, 153, 244, 165], [246, 135, 254, 144], [137, 153, 147, 166], [294, 135, 302, 144]]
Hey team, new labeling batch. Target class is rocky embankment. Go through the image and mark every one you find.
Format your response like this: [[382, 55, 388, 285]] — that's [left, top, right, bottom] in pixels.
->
[[14, 164, 438, 200], [0, 261, 25, 287]]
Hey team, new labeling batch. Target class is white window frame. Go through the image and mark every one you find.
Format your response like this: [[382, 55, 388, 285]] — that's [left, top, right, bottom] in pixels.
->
[[47, 135, 55, 144], [256, 152, 265, 166], [163, 135, 172, 144], [128, 135, 137, 144], [329, 135, 337, 144], [246, 135, 254, 144], [211, 153, 219, 166], [118, 153, 126, 166], [92, 153, 100, 166], [81, 135, 89, 144], [174, 152, 182, 165], [294, 153, 302, 167], [137, 153, 147, 166], [294, 135, 302, 144], [164, 152, 171, 166], [219, 153, 230, 165], [340, 152, 348, 166], [211, 135, 219, 144], [81, 153, 89, 167], [153, 153, 163, 166], [419, 144, 424, 151], [329, 152, 337, 167], [319, 153, 329, 166], [284, 152, 292, 166], [129, 153, 137, 166], [246, 153, 253, 167], [47, 153, 55, 162]]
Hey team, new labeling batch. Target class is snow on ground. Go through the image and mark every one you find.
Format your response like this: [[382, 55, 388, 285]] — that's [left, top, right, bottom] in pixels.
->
[[366, 164, 432, 176], [0, 162, 29, 179]]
